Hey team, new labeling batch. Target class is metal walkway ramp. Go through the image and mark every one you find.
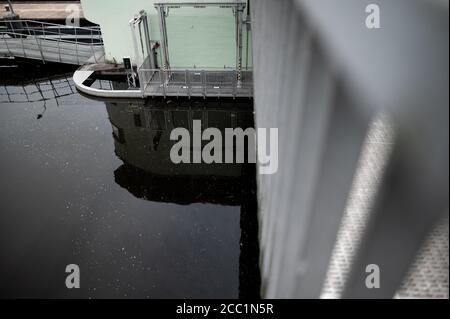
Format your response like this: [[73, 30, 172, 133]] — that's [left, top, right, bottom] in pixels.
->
[[0, 19, 104, 65]]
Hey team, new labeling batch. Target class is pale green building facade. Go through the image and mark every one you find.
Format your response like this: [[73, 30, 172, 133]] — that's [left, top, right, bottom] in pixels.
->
[[80, 0, 251, 69]]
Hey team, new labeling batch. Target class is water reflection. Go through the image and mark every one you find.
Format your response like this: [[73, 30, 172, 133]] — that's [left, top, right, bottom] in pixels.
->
[[0, 64, 259, 298], [0, 61, 77, 103], [104, 97, 260, 298], [107, 99, 253, 203]]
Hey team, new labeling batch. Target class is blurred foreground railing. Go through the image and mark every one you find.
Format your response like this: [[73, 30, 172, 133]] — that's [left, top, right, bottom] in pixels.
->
[[252, 0, 448, 299]]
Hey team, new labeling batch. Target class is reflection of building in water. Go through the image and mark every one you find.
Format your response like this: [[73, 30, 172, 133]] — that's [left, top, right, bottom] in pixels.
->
[[104, 97, 260, 298], [106, 98, 255, 203], [107, 98, 254, 176]]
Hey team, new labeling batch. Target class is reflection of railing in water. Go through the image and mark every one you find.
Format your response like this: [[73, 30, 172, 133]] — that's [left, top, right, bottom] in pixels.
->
[[0, 76, 116, 103], [104, 98, 260, 297], [0, 73, 76, 104], [0, 19, 104, 65], [138, 68, 253, 98]]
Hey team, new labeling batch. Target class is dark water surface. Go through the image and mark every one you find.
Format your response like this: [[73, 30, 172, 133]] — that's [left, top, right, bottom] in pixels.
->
[[0, 62, 259, 298]]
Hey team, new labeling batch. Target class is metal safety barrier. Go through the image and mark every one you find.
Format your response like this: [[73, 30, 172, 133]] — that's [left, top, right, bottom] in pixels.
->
[[138, 68, 253, 98], [0, 19, 104, 65]]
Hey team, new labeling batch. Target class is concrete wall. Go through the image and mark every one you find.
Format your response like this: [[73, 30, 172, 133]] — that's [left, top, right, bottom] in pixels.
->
[[80, 0, 251, 68]]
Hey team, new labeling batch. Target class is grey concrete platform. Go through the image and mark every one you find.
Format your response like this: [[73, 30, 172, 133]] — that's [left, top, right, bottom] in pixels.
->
[[140, 69, 253, 98]]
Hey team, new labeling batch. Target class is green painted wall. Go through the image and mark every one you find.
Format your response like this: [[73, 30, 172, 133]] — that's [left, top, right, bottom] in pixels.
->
[[80, 0, 251, 69]]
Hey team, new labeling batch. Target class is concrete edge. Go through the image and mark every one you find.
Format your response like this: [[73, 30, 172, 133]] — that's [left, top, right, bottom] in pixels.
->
[[73, 69, 143, 99]]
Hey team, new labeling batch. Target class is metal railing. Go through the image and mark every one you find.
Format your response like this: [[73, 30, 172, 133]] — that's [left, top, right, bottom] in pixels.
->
[[0, 19, 103, 65], [138, 68, 253, 98]]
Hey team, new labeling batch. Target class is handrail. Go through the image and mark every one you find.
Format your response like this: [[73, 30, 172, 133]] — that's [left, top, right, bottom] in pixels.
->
[[1, 28, 102, 36], [0, 19, 101, 32], [0, 22, 102, 44], [1, 28, 104, 65], [1, 31, 103, 47]]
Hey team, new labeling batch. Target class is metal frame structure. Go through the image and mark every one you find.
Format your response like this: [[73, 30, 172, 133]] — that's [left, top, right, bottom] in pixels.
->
[[138, 68, 252, 98], [153, 1, 247, 81], [129, 10, 154, 69], [133, 1, 252, 98], [154, 4, 170, 72]]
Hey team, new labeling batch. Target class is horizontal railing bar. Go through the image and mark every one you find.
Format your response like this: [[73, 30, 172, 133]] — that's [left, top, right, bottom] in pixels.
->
[[1, 29, 101, 37], [1, 33, 103, 46], [0, 32, 102, 41], [0, 19, 101, 32], [3, 42, 103, 54]]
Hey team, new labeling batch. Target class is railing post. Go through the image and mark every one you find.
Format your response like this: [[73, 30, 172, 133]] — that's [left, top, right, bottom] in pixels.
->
[[2, 33, 11, 56], [156, 4, 170, 72], [141, 11, 155, 69], [25, 21, 45, 63], [4, 85, 11, 102], [235, 3, 245, 88], [233, 70, 237, 98], [202, 70, 206, 98], [8, 19, 26, 58], [90, 28, 97, 63], [74, 27, 80, 64], [141, 68, 151, 96], [161, 70, 166, 98], [138, 69, 144, 96], [58, 25, 62, 62], [185, 69, 191, 98]]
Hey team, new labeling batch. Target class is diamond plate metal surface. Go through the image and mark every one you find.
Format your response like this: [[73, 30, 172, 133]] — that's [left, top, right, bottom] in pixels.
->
[[321, 116, 449, 299]]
